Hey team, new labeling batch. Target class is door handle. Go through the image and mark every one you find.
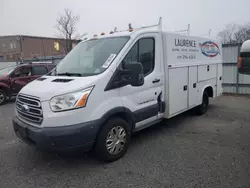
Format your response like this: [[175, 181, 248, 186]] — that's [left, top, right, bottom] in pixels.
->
[[152, 78, 160, 83], [193, 83, 196, 88], [183, 85, 188, 91]]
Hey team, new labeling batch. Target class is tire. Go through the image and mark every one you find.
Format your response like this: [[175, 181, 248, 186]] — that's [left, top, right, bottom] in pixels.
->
[[0, 89, 7, 106], [94, 117, 131, 162], [196, 91, 209, 115]]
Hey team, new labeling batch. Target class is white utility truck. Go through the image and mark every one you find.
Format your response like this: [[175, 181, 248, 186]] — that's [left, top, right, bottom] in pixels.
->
[[13, 20, 222, 161]]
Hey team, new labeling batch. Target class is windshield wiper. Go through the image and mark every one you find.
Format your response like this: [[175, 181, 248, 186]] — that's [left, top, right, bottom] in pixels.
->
[[57, 72, 82, 77]]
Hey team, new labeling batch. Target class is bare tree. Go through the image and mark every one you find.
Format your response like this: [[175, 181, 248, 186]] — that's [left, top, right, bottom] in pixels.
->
[[234, 24, 250, 43], [218, 23, 250, 44], [218, 23, 238, 44], [56, 9, 80, 53]]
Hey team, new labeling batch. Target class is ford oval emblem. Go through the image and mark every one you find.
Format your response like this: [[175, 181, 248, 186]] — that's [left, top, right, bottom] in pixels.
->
[[200, 41, 220, 58], [20, 104, 29, 112]]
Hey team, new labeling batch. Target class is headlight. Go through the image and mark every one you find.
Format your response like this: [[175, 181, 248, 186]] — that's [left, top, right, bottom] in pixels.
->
[[50, 87, 93, 112]]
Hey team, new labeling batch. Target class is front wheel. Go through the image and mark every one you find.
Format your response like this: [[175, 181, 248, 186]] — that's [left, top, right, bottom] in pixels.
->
[[196, 91, 209, 115], [0, 89, 7, 106], [94, 117, 131, 162]]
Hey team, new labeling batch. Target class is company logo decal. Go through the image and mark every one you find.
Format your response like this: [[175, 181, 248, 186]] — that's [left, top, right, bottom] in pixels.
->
[[200, 41, 220, 57], [20, 104, 29, 112]]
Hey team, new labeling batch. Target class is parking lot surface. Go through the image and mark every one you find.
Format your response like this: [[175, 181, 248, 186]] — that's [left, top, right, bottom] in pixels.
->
[[0, 96, 250, 188]]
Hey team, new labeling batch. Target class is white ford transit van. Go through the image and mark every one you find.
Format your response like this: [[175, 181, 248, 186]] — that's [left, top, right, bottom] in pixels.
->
[[13, 21, 222, 161]]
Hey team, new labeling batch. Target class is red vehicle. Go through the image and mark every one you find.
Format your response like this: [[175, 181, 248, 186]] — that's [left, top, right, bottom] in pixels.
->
[[0, 63, 56, 105]]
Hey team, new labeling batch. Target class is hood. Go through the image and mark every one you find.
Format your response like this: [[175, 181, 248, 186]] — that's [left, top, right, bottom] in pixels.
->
[[20, 75, 100, 101]]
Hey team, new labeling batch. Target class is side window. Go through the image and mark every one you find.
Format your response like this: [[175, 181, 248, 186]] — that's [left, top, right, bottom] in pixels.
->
[[138, 38, 155, 75], [122, 38, 155, 76], [123, 43, 138, 68], [14, 66, 32, 77], [32, 66, 48, 75]]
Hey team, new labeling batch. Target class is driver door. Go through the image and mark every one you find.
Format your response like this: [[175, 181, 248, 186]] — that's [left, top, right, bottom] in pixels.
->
[[119, 33, 164, 130], [11, 66, 32, 95]]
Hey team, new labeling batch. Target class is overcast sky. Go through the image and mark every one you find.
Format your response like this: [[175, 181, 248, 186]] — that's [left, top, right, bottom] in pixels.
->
[[1, 0, 250, 38]]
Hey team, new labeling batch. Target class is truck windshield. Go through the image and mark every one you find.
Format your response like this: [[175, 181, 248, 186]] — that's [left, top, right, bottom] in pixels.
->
[[0, 66, 16, 76], [53, 37, 129, 77]]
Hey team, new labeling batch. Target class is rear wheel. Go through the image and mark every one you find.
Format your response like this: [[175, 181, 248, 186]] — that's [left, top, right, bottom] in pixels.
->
[[94, 117, 131, 162], [0, 89, 7, 106], [196, 91, 209, 115]]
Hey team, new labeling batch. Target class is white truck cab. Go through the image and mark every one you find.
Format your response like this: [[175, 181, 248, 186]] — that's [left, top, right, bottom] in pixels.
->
[[13, 21, 222, 161]]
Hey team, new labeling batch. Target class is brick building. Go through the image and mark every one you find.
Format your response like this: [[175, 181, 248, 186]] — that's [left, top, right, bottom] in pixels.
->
[[0, 35, 80, 62]]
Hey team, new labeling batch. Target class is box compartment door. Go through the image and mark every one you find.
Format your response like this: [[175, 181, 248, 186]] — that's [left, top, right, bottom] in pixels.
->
[[198, 64, 217, 82], [216, 64, 223, 96], [189, 66, 198, 108], [169, 67, 188, 116]]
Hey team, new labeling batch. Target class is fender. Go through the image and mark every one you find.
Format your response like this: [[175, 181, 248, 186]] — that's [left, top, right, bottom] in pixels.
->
[[200, 84, 214, 103], [98, 107, 136, 129], [0, 82, 11, 96]]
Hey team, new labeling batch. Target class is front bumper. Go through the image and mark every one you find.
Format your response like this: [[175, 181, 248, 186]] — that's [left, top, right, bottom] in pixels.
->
[[13, 116, 100, 152]]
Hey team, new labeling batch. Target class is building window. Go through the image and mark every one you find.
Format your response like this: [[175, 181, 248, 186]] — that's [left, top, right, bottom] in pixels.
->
[[54, 42, 60, 51], [9, 42, 16, 49]]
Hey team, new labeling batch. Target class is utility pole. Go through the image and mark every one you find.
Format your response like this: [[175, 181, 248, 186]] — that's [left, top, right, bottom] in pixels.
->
[[41, 38, 46, 61], [17, 35, 23, 64]]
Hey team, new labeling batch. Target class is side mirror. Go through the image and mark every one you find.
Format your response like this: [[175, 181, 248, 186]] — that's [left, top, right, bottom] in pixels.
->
[[120, 62, 144, 87]]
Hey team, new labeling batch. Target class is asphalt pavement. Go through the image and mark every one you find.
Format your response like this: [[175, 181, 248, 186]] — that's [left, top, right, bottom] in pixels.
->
[[0, 96, 250, 188]]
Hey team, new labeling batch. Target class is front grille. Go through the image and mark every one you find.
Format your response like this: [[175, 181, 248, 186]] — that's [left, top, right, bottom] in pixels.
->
[[16, 94, 43, 125]]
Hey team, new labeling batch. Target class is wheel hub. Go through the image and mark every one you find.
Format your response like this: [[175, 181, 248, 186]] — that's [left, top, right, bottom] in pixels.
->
[[106, 126, 126, 155]]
